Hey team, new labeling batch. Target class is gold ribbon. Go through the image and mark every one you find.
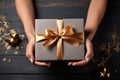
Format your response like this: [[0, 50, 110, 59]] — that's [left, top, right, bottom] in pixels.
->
[[36, 19, 84, 60]]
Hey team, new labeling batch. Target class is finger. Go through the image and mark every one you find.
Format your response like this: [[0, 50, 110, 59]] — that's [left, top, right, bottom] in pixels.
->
[[85, 57, 90, 63], [85, 51, 93, 63], [68, 62, 73, 66], [85, 40, 94, 61], [68, 57, 91, 66], [71, 60, 87, 66], [26, 47, 32, 62], [34, 61, 51, 67], [26, 44, 35, 63]]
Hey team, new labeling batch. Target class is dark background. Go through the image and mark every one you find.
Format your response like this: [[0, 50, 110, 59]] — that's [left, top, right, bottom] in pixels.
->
[[0, 0, 120, 80]]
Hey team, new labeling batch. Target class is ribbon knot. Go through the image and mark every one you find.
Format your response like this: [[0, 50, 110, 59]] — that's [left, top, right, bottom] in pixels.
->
[[36, 19, 84, 60]]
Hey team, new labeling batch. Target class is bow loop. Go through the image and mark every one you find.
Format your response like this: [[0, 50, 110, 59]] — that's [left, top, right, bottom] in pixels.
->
[[45, 29, 58, 37], [61, 25, 74, 36]]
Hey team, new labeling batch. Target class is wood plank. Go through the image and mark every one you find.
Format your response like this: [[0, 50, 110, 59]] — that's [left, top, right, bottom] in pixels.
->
[[0, 0, 120, 77], [0, 74, 94, 80], [0, 41, 27, 56], [35, 7, 88, 19], [0, 6, 89, 20], [0, 56, 96, 74]]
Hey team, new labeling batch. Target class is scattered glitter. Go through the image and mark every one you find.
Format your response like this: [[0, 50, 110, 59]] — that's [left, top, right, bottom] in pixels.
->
[[15, 46, 19, 50], [10, 29, 16, 34], [107, 73, 110, 78], [5, 51, 7, 54], [0, 15, 24, 63], [5, 33, 21, 47], [21, 47, 23, 49], [1, 27, 5, 32], [7, 58, 11, 63], [6, 45, 11, 50], [4, 41, 9, 47], [14, 51, 18, 55], [99, 67, 111, 78], [2, 58, 7, 62], [0, 37, 2, 42], [0, 28, 2, 33]]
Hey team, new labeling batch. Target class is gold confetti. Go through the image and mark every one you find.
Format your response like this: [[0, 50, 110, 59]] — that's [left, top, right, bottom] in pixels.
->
[[0, 37, 2, 42], [9, 37, 14, 42], [19, 34, 25, 38], [1, 27, 5, 32], [100, 72, 104, 77], [5, 51, 7, 54], [5, 33, 21, 47], [15, 46, 19, 50], [0, 28, 2, 33], [0, 15, 24, 64], [2, 58, 7, 62], [4, 42, 9, 47], [107, 73, 110, 78], [104, 67, 107, 72], [19, 34, 25, 40], [14, 51, 18, 55], [21, 47, 23, 48], [10, 29, 16, 34], [7, 58, 11, 63], [5, 45, 11, 50], [99, 67, 111, 78]]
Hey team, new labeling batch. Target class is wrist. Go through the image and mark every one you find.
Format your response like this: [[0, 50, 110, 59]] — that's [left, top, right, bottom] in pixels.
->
[[84, 29, 94, 42], [86, 37, 91, 43], [27, 34, 35, 43]]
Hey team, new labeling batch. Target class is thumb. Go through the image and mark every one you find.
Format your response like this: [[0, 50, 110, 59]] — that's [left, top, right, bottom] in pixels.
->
[[85, 39, 94, 62]]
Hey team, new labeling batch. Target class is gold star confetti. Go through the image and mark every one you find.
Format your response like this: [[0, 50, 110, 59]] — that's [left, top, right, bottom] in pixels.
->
[[100, 67, 111, 78]]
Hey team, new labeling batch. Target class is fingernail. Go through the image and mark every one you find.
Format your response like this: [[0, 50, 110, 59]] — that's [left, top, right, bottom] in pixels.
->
[[30, 59, 33, 63], [68, 62, 72, 66], [68, 63, 71, 66]]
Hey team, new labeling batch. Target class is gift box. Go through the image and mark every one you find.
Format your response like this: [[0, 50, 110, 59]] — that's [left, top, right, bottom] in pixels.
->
[[35, 19, 85, 61]]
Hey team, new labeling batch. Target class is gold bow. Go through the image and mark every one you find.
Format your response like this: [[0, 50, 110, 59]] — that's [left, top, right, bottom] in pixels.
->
[[36, 19, 84, 60]]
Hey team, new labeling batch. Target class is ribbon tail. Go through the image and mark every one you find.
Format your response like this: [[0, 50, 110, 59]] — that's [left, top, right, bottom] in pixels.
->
[[57, 38, 63, 60]]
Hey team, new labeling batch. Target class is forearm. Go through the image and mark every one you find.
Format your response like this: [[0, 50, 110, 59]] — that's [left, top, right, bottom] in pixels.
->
[[85, 0, 107, 41], [15, 0, 35, 42]]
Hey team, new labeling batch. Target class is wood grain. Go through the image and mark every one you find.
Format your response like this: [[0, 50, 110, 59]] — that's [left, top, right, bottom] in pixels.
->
[[0, 0, 120, 80]]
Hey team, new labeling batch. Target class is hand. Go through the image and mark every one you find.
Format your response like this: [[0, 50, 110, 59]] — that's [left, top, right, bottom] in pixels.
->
[[68, 38, 94, 66], [26, 39, 51, 67]]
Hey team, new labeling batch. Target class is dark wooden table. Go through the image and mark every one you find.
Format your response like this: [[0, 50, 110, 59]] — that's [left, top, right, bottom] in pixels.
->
[[0, 0, 120, 80]]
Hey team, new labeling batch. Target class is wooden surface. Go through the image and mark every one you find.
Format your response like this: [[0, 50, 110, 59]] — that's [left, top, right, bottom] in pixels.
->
[[0, 0, 120, 80]]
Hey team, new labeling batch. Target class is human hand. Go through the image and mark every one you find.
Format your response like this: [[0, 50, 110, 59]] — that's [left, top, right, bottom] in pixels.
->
[[68, 38, 94, 66], [26, 39, 51, 67]]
